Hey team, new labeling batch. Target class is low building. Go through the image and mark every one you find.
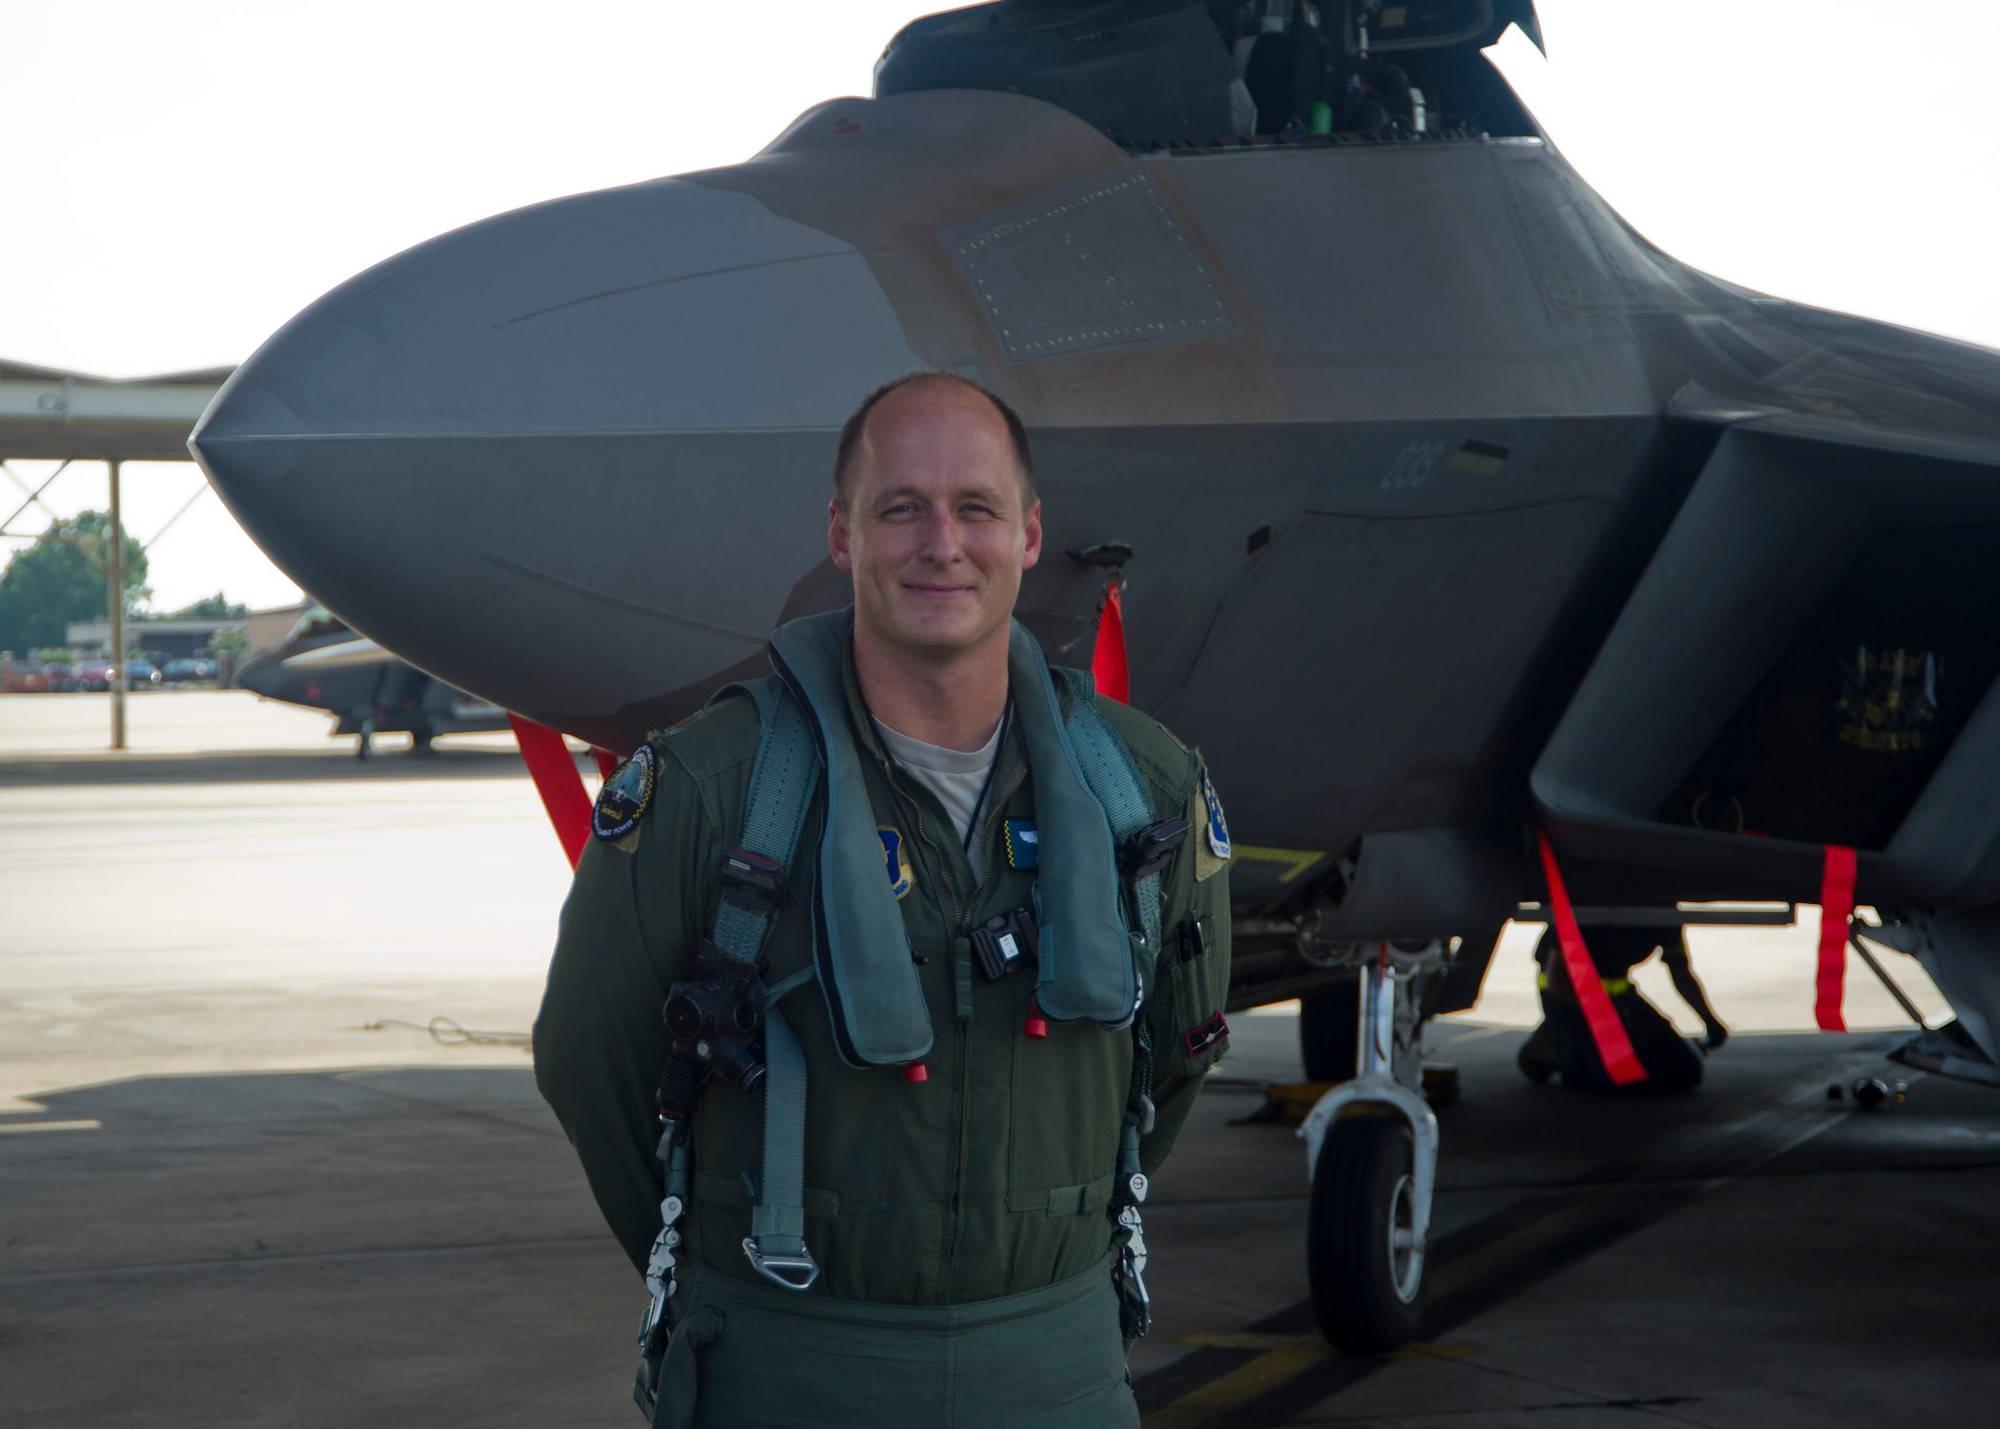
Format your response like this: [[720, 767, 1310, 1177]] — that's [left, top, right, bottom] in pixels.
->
[[245, 600, 313, 660], [67, 616, 247, 662]]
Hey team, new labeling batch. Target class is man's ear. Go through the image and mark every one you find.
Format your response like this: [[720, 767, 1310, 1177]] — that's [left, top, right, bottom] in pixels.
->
[[1021, 499, 1043, 570], [828, 499, 854, 572]]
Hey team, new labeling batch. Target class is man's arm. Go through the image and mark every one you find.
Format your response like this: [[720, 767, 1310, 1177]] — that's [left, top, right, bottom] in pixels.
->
[[533, 748, 714, 1275], [1140, 758, 1233, 1175]]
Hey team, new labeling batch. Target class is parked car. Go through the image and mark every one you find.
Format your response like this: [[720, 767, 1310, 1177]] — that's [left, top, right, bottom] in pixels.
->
[[161, 657, 219, 684], [76, 660, 160, 691], [40, 662, 75, 692]]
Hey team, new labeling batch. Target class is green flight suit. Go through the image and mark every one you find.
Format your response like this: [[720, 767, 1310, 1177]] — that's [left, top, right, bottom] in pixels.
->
[[534, 631, 1233, 1421]]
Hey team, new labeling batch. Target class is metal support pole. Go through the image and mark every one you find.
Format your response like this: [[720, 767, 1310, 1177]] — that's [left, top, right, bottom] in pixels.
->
[[1849, 932, 1928, 1028], [107, 460, 126, 750]]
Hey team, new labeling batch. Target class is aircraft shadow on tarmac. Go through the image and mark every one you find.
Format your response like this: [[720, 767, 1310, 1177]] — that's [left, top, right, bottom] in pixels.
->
[[5, 1031, 1999, 1428]]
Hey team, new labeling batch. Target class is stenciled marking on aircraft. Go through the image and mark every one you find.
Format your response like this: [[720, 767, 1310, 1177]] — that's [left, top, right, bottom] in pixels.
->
[[1230, 845, 1327, 884], [480, 551, 767, 645], [1380, 440, 1447, 490]]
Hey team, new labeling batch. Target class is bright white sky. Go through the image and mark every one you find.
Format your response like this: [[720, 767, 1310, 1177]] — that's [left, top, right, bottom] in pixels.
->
[[2, 0, 1996, 612]]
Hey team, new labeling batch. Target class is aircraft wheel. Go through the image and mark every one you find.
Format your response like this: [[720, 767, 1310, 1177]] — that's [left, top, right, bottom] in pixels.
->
[[355, 720, 374, 760], [1299, 978, 1360, 1082], [408, 727, 435, 756], [1308, 1114, 1425, 1353]]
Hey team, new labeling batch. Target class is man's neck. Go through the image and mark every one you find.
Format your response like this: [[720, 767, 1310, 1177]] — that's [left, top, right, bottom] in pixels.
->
[[851, 623, 1010, 753]]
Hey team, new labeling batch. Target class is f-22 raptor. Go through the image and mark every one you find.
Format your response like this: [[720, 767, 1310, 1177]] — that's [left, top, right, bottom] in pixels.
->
[[189, 0, 2000, 1347]]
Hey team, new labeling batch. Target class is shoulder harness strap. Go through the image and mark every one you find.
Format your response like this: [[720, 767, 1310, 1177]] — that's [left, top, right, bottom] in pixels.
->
[[1051, 663, 1169, 1341], [704, 676, 823, 1292]]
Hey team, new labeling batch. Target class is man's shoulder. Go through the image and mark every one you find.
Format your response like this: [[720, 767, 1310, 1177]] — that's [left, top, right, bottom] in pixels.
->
[[646, 689, 762, 788], [1089, 691, 1202, 810]]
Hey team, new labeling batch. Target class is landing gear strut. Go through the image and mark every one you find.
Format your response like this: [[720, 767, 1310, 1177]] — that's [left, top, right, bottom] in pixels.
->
[[1298, 941, 1444, 1353]]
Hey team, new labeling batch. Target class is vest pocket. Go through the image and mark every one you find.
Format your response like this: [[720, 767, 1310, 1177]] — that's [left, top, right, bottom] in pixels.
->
[[1007, 990, 1131, 1207], [1005, 1171, 1116, 1217], [1157, 914, 1231, 1079], [693, 1170, 841, 1222]]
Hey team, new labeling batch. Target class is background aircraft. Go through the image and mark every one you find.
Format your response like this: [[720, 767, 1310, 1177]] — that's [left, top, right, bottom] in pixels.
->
[[189, 0, 2000, 1345], [237, 604, 510, 757]]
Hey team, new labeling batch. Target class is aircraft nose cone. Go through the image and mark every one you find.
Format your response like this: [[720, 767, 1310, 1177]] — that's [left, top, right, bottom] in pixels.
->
[[193, 176, 920, 453], [234, 650, 284, 700], [191, 174, 924, 731]]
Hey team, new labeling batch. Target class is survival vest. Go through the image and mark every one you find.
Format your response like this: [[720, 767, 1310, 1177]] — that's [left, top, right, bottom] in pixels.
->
[[633, 613, 1177, 1410]]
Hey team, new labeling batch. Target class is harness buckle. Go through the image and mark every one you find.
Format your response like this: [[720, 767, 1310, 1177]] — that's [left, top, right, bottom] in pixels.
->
[[742, 1237, 821, 1292], [1121, 818, 1190, 882], [717, 847, 786, 912]]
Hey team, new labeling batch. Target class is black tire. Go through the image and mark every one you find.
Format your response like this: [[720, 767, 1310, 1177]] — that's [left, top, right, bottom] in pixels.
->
[[1308, 1115, 1425, 1353], [1298, 978, 1360, 1082]]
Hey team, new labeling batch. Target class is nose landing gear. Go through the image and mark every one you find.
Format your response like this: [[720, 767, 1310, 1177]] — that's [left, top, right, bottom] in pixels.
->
[[1298, 940, 1445, 1353]]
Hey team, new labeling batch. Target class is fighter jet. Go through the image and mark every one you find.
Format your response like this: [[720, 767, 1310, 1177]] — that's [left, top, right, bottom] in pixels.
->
[[237, 604, 510, 757], [190, 0, 2000, 1348]]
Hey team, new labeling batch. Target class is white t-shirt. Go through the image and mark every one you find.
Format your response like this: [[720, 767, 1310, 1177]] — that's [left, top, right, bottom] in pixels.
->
[[875, 715, 1004, 884]]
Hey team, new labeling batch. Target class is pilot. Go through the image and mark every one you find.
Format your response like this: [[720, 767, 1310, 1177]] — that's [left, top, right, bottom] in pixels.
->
[[1517, 924, 1725, 1093], [534, 371, 1234, 1427]]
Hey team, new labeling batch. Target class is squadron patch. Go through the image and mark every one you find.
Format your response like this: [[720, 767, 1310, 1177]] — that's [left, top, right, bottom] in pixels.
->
[[591, 742, 657, 844], [1195, 768, 1230, 881], [878, 827, 914, 900], [1004, 819, 1040, 870]]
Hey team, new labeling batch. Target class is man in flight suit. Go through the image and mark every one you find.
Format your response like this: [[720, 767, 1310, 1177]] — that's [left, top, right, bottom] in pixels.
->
[[535, 372, 1234, 1426]]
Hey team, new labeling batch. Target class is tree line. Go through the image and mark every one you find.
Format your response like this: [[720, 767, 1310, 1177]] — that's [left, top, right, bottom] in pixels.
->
[[0, 511, 244, 658]]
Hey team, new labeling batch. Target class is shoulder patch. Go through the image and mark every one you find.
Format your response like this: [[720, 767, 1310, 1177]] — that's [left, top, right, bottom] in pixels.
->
[[878, 827, 914, 899], [592, 742, 657, 843], [1201, 768, 1230, 859], [1195, 767, 1230, 881]]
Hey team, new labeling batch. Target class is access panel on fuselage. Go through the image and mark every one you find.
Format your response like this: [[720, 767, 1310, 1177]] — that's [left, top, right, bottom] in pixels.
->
[[1152, 455, 1630, 857]]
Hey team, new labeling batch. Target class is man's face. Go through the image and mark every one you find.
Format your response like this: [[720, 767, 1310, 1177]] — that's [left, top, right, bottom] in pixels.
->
[[829, 383, 1042, 664]]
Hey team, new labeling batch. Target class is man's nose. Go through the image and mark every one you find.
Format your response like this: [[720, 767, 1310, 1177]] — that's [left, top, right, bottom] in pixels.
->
[[914, 504, 966, 562]]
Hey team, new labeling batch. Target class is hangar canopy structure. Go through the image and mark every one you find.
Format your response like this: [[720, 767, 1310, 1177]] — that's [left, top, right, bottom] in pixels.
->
[[0, 358, 233, 747]]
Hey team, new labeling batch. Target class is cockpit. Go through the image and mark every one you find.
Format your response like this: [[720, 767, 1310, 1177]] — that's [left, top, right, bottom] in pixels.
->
[[283, 605, 350, 646], [875, 0, 1543, 152]]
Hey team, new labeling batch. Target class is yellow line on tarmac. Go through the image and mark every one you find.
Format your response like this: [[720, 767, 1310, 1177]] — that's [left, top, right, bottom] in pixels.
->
[[0, 1119, 101, 1135], [1142, 1341, 1329, 1429]]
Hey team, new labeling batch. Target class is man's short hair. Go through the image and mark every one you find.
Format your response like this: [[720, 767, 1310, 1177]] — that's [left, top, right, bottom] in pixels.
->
[[832, 371, 1036, 512]]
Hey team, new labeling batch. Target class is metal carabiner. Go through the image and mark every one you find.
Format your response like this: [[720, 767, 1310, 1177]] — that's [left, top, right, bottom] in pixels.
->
[[742, 1237, 821, 1292], [1113, 1238, 1153, 1339], [1118, 1205, 1149, 1275]]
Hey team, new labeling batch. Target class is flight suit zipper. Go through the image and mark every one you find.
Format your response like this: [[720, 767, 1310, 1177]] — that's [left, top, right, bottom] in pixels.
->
[[877, 750, 1026, 1299], [939, 761, 1027, 1298]]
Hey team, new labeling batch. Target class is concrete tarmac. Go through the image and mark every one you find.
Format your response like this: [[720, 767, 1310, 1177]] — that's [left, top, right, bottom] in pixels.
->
[[3, 693, 1994, 1427]]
